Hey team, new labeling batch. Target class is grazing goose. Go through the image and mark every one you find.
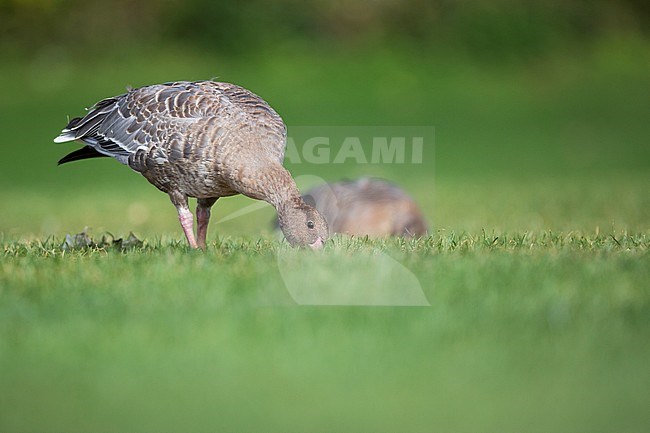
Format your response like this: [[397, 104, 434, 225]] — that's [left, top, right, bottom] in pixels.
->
[[298, 178, 428, 238], [54, 81, 328, 249]]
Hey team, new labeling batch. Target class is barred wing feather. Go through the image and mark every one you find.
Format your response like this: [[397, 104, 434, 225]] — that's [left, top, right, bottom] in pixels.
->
[[53, 81, 286, 166]]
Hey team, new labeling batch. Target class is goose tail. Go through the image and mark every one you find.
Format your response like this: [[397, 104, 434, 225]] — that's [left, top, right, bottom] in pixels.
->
[[58, 146, 109, 165], [53, 117, 83, 143]]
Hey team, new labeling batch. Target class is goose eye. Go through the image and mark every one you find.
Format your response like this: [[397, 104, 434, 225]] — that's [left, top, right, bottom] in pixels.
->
[[307, 221, 315, 229]]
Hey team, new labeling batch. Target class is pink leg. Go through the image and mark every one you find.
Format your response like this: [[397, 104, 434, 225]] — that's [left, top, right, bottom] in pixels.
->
[[176, 205, 198, 249], [196, 207, 210, 250], [196, 197, 218, 250]]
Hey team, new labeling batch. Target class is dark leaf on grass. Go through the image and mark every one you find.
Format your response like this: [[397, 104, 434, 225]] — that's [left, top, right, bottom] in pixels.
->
[[114, 232, 144, 249], [62, 231, 94, 250], [62, 230, 143, 250]]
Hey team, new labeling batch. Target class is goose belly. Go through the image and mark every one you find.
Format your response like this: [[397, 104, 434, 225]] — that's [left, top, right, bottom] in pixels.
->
[[130, 152, 238, 198]]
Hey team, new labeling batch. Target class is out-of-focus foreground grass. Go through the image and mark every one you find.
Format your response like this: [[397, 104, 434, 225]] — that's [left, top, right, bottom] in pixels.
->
[[1, 233, 649, 432]]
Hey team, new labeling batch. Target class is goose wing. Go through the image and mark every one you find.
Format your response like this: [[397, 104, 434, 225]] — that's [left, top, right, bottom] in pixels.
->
[[54, 81, 287, 165], [54, 82, 204, 164], [207, 81, 287, 161]]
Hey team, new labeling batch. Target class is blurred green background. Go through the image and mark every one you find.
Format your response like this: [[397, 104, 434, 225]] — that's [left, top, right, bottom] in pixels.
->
[[1, 1, 650, 432], [0, 0, 648, 237]]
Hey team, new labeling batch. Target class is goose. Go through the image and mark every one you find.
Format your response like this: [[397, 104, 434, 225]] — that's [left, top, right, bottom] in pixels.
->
[[54, 80, 329, 249], [299, 177, 428, 238]]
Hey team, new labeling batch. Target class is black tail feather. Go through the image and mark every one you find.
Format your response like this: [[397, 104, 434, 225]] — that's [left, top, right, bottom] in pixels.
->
[[65, 116, 83, 130], [58, 146, 108, 165]]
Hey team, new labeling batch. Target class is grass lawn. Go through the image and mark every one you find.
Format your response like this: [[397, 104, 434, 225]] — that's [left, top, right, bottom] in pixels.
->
[[1, 233, 649, 431], [1, 40, 649, 431]]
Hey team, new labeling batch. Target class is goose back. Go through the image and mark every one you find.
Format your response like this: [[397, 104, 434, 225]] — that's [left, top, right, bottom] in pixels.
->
[[303, 178, 429, 237], [55, 81, 287, 198]]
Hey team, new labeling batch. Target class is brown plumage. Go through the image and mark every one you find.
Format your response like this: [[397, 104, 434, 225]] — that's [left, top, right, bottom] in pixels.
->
[[300, 178, 428, 238], [54, 81, 328, 249]]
